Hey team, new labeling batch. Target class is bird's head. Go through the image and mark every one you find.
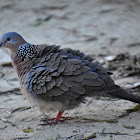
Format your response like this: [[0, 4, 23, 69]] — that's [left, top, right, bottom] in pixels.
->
[[0, 32, 26, 52], [0, 32, 37, 60]]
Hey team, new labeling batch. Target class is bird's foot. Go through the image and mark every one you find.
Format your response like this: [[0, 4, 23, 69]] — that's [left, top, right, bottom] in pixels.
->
[[47, 117, 65, 125], [39, 111, 65, 125], [40, 116, 66, 125]]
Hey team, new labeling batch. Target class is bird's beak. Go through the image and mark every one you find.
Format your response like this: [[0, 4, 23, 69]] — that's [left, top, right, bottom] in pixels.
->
[[0, 41, 6, 47]]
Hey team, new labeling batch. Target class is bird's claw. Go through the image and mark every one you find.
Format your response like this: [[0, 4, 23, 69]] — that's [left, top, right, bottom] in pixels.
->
[[39, 117, 66, 126]]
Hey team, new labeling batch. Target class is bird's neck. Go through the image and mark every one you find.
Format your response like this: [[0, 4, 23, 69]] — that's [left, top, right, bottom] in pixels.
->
[[11, 52, 36, 82]]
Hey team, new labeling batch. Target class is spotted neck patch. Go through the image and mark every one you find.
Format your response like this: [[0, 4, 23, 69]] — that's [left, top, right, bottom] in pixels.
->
[[17, 43, 37, 60]]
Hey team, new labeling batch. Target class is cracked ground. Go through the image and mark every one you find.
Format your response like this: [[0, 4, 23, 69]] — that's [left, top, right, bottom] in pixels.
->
[[0, 0, 140, 140]]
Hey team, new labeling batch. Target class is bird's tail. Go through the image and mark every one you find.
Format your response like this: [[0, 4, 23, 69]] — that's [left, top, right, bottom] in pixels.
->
[[107, 86, 140, 104]]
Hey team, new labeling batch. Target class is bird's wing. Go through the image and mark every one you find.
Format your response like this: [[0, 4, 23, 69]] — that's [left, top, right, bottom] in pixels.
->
[[26, 52, 105, 100]]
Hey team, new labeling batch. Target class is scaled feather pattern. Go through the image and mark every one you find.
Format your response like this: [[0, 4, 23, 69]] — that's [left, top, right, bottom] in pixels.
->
[[0, 32, 140, 124]]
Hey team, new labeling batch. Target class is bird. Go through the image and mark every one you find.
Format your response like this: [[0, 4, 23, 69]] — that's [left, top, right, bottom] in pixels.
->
[[0, 32, 140, 125]]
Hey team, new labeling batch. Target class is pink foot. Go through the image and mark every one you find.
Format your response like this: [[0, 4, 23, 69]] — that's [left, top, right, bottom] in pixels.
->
[[40, 111, 65, 125]]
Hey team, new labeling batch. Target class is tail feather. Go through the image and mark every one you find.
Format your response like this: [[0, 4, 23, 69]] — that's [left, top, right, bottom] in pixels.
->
[[108, 87, 140, 104]]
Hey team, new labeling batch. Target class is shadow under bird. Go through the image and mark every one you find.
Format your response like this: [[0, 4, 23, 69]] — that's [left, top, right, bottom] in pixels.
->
[[0, 32, 140, 125]]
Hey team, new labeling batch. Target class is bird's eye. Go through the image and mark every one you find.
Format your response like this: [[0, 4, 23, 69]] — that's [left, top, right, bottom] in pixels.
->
[[7, 37, 11, 41]]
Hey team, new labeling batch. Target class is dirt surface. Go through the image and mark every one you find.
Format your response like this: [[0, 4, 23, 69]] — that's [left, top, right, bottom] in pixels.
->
[[0, 0, 140, 140]]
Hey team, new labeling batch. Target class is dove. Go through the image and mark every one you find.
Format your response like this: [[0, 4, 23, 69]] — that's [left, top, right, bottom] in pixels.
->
[[0, 32, 140, 125]]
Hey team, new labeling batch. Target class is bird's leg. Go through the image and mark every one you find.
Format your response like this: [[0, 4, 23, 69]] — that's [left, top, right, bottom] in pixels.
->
[[41, 111, 65, 125]]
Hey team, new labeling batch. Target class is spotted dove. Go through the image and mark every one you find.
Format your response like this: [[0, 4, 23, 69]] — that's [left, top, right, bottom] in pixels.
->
[[0, 32, 140, 125]]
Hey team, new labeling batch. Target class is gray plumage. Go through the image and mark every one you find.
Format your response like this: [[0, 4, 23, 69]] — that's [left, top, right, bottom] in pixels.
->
[[0, 32, 140, 124]]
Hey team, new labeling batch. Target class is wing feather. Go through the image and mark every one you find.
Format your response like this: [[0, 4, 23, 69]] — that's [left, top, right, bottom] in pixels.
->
[[26, 52, 105, 101]]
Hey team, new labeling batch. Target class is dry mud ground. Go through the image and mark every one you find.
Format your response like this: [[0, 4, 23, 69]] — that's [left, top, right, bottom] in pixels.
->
[[0, 0, 140, 140]]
